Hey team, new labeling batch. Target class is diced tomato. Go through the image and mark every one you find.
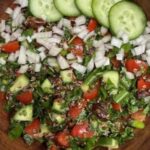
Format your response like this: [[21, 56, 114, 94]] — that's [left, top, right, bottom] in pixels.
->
[[112, 103, 122, 111], [16, 91, 33, 105], [0, 91, 6, 101], [1, 41, 20, 53], [137, 76, 150, 91], [68, 99, 87, 119], [87, 19, 98, 32], [15, 70, 22, 77], [83, 88, 98, 100], [71, 122, 94, 138], [70, 37, 84, 57], [125, 59, 148, 73], [24, 119, 40, 136], [55, 131, 70, 147], [111, 58, 121, 68], [71, 37, 84, 45], [131, 110, 146, 122], [50, 145, 57, 150]]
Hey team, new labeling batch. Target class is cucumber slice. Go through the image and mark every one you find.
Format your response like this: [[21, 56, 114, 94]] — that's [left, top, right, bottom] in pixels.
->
[[10, 75, 29, 93], [92, 0, 122, 27], [60, 70, 73, 83], [98, 137, 119, 149], [29, 0, 62, 22], [52, 99, 66, 113], [40, 124, 49, 134], [54, 0, 81, 16], [103, 71, 119, 88], [13, 105, 33, 122], [52, 113, 65, 124], [41, 79, 53, 94], [75, 0, 94, 17], [109, 1, 147, 40]]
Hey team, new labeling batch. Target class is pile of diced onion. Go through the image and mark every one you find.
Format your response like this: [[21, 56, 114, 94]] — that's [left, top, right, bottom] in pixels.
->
[[0, 0, 150, 75]]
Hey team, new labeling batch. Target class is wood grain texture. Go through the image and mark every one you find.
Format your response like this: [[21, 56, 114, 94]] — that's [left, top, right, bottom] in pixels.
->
[[0, 0, 150, 150]]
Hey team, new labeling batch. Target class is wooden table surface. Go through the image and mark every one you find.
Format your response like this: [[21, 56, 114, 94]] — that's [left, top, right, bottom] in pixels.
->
[[0, 0, 150, 150]]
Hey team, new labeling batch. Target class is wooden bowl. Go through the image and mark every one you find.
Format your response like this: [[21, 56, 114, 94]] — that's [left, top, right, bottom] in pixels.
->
[[0, 0, 150, 150]]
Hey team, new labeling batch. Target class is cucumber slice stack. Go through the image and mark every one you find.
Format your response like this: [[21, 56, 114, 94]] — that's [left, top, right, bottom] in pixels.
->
[[29, 0, 147, 40]]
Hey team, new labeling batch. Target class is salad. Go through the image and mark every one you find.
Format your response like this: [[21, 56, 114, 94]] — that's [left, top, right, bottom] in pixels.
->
[[0, 0, 150, 149]]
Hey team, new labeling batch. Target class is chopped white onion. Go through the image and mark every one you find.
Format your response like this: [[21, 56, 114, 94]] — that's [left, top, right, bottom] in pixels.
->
[[146, 56, 150, 66], [111, 37, 122, 48], [36, 39, 52, 49], [0, 20, 6, 32], [66, 53, 76, 60], [77, 56, 83, 63], [62, 19, 71, 29], [47, 58, 59, 68], [32, 32, 52, 39], [71, 63, 86, 74], [39, 52, 46, 61], [18, 65, 28, 73], [93, 40, 103, 48], [0, 58, 6, 65], [84, 31, 95, 42], [95, 57, 108, 68], [72, 25, 87, 34], [100, 26, 108, 36], [5, 7, 13, 15], [57, 19, 63, 29], [116, 49, 124, 61], [145, 27, 150, 34], [15, 0, 28, 8], [34, 63, 42, 72], [87, 58, 94, 72], [18, 46, 27, 65], [75, 16, 86, 26], [78, 29, 89, 39], [26, 51, 40, 64], [57, 55, 69, 69], [38, 26, 44, 32], [126, 71, 135, 79], [12, 7, 21, 20], [49, 46, 62, 56], [133, 45, 145, 56], [94, 49, 105, 62], [146, 49, 150, 56], [52, 26, 64, 36], [63, 42, 69, 49], [8, 53, 16, 62], [102, 35, 111, 43]]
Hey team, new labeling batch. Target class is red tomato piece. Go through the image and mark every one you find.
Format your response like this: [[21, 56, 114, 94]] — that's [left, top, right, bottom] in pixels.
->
[[70, 37, 84, 57], [137, 76, 150, 91], [131, 110, 146, 122], [1, 41, 20, 53], [125, 59, 148, 73], [24, 119, 40, 136], [68, 99, 87, 119], [16, 91, 33, 105], [50, 145, 57, 150], [112, 103, 122, 111], [0, 91, 5, 101], [87, 19, 98, 32], [83, 88, 98, 100], [71, 122, 94, 138], [55, 131, 70, 147]]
